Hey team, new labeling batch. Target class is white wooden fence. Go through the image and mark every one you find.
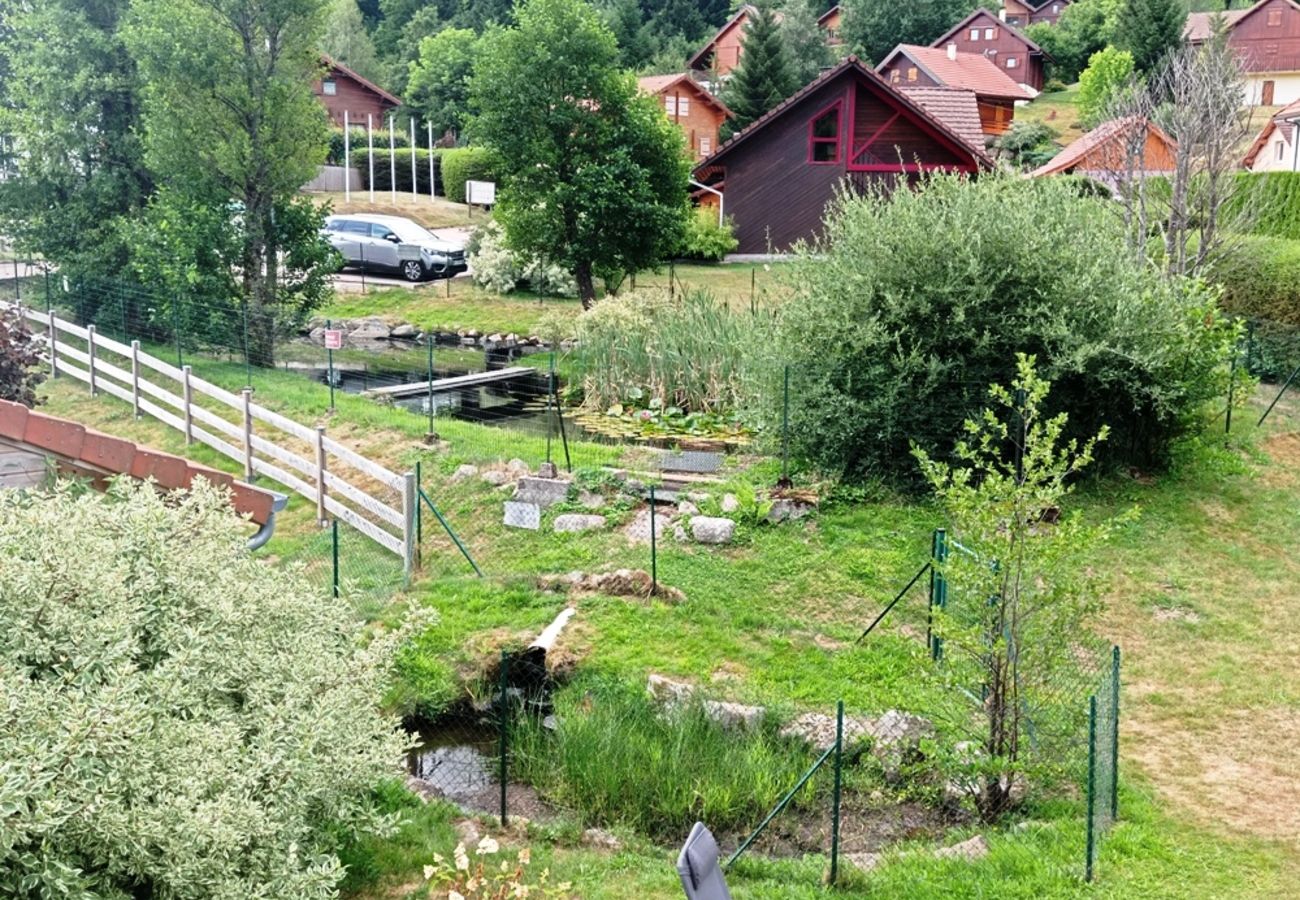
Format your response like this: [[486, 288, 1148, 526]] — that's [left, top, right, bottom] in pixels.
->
[[3, 301, 417, 573]]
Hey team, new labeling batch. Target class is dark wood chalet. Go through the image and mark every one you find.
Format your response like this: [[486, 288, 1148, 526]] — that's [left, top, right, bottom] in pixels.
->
[[692, 57, 992, 254], [314, 55, 401, 128], [876, 44, 1032, 136], [1186, 0, 1300, 106], [1003, 0, 1074, 27], [930, 8, 1051, 93]]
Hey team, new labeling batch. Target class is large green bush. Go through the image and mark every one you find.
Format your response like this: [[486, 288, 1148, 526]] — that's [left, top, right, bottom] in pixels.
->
[[776, 174, 1234, 483], [327, 126, 410, 165], [0, 479, 405, 898], [353, 147, 443, 194], [1212, 234, 1300, 379], [1230, 172, 1300, 241], [678, 206, 739, 261], [441, 147, 503, 204]]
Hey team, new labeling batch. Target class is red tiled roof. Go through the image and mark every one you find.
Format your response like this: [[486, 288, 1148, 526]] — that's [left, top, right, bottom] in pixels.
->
[[878, 45, 1032, 101], [1243, 97, 1300, 166], [636, 73, 733, 117], [1184, 9, 1249, 41], [903, 87, 986, 154], [1030, 117, 1177, 177], [0, 399, 277, 524], [930, 8, 1051, 60]]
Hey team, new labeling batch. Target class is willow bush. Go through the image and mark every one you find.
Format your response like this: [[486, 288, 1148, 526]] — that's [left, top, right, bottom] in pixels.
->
[[776, 174, 1235, 484]]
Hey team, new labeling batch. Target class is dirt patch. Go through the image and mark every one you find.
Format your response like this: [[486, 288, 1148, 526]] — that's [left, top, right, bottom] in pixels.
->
[[1152, 606, 1202, 624], [1261, 432, 1300, 487]]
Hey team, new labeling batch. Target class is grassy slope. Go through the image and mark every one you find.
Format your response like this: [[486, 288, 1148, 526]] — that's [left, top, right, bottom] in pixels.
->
[[307, 191, 479, 230], [36, 360, 1300, 897], [1019, 85, 1085, 153]]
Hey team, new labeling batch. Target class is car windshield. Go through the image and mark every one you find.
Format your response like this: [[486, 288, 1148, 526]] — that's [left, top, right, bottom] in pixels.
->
[[387, 220, 437, 243]]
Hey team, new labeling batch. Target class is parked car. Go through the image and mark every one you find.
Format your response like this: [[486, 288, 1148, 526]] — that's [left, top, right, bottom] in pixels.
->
[[323, 214, 467, 282]]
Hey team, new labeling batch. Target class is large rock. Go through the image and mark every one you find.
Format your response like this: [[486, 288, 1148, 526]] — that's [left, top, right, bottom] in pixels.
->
[[623, 506, 671, 545], [581, 828, 622, 851], [482, 470, 510, 487], [868, 710, 935, 780], [677, 500, 700, 517], [553, 514, 606, 533], [450, 463, 479, 483], [768, 498, 814, 524], [702, 699, 765, 732], [647, 674, 696, 705], [348, 317, 390, 341], [721, 493, 739, 514], [779, 712, 873, 752], [390, 323, 420, 339], [515, 476, 570, 508], [690, 516, 736, 545], [503, 500, 541, 530], [934, 834, 988, 862]]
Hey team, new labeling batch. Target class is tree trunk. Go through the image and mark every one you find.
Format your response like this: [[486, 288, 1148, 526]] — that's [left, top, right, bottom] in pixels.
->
[[575, 260, 596, 310]]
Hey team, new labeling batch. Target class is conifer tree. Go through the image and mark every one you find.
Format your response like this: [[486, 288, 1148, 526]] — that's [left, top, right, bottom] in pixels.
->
[[1118, 0, 1186, 74], [725, 3, 798, 131]]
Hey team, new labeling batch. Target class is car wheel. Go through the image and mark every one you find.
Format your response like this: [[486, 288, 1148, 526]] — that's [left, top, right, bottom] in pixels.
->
[[401, 259, 425, 282]]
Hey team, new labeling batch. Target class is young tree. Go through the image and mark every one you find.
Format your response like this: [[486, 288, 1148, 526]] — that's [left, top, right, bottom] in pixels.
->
[[839, 0, 978, 65], [470, 0, 690, 307], [406, 27, 481, 140], [1025, 0, 1122, 83], [915, 357, 1124, 820], [780, 0, 835, 89], [0, 478, 407, 897], [0, 307, 44, 407], [322, 0, 384, 84], [1117, 0, 1187, 74], [126, 0, 335, 367], [724, 2, 798, 130], [1078, 46, 1135, 128]]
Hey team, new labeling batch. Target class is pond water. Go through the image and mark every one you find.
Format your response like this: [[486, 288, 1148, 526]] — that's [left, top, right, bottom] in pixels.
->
[[406, 721, 499, 802]]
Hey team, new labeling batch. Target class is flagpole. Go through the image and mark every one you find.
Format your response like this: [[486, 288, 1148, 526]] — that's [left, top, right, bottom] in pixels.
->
[[388, 114, 396, 206], [367, 114, 374, 204], [343, 110, 351, 203], [409, 118, 417, 201], [427, 121, 435, 204]]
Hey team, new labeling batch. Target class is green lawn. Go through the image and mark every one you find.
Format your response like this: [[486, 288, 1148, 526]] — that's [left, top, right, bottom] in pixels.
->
[[1019, 85, 1084, 150], [307, 190, 480, 230]]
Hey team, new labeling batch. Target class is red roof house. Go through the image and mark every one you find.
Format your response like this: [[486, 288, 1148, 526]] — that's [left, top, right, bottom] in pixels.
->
[[930, 8, 1052, 93], [638, 73, 732, 160], [692, 57, 992, 254], [1186, 0, 1300, 106], [1243, 97, 1300, 169], [1031, 117, 1178, 183], [689, 5, 761, 78], [1003, 0, 1074, 27], [314, 55, 402, 128], [876, 43, 1032, 136]]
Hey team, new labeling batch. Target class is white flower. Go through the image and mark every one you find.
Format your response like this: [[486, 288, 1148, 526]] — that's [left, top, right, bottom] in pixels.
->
[[476, 835, 500, 855], [422, 864, 435, 880], [454, 843, 470, 871], [449, 892, 466, 900]]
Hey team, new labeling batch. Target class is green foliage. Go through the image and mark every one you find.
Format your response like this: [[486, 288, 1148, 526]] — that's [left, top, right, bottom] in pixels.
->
[[0, 306, 44, 406], [1117, 0, 1187, 74], [1230, 172, 1300, 241], [599, 0, 731, 70], [0, 479, 405, 897], [995, 121, 1060, 170], [915, 359, 1124, 819], [1026, 0, 1121, 83], [840, 0, 979, 65], [327, 127, 411, 165], [470, 0, 690, 305], [511, 677, 814, 840], [776, 174, 1235, 484], [1078, 46, 1135, 128], [778, 0, 834, 89], [441, 146, 504, 204], [354, 147, 443, 194], [1211, 234, 1300, 379], [678, 206, 739, 261], [322, 0, 383, 84], [406, 27, 481, 139], [1043, 78, 1069, 93], [723, 2, 798, 130]]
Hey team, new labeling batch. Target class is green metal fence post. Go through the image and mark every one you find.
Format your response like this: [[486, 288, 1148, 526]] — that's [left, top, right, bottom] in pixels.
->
[[545, 352, 555, 465], [649, 484, 658, 595], [830, 700, 844, 886], [780, 365, 791, 486], [241, 298, 251, 388], [1111, 646, 1121, 821], [331, 519, 340, 599], [172, 298, 183, 370], [1086, 694, 1098, 883], [426, 334, 435, 439], [499, 649, 509, 828], [930, 528, 948, 662]]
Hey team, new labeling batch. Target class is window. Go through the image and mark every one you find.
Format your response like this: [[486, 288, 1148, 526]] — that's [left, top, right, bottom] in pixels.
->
[[700, 136, 712, 155], [342, 220, 369, 235], [665, 96, 677, 115], [985, 27, 996, 39], [1278, 140, 1287, 161], [1006, 56, 1018, 69], [970, 27, 981, 40], [1268, 8, 1283, 25], [679, 96, 690, 116], [1051, 3, 1060, 12], [322, 80, 337, 96], [807, 102, 841, 164], [890, 69, 901, 83], [1267, 43, 1280, 54], [907, 66, 918, 82], [370, 224, 396, 240]]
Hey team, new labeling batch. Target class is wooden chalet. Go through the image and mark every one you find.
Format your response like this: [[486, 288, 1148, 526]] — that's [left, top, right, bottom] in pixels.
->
[[638, 73, 732, 160], [692, 57, 992, 254], [930, 8, 1051, 93], [688, 5, 758, 78], [1243, 97, 1300, 170], [819, 5, 844, 46], [314, 55, 401, 128], [1003, 0, 1074, 27], [1186, 0, 1300, 106], [1031, 117, 1177, 185], [876, 43, 1032, 136]]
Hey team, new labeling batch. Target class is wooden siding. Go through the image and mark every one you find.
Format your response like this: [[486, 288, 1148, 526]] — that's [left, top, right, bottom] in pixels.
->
[[654, 82, 729, 160], [314, 70, 397, 127], [703, 11, 751, 76], [935, 10, 1045, 91], [978, 99, 1015, 135], [1004, 0, 1072, 26], [1229, 0, 1300, 73], [878, 60, 940, 89]]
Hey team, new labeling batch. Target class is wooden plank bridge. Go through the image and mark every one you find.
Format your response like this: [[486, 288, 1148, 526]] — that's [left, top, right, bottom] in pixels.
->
[[364, 366, 538, 399]]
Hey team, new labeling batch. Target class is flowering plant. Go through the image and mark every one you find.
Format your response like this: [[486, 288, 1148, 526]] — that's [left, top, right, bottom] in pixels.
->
[[424, 836, 573, 899]]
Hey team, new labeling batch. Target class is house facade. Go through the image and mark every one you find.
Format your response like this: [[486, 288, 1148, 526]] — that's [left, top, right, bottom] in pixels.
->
[[313, 55, 401, 127], [819, 5, 844, 46], [1186, 0, 1300, 106], [1031, 117, 1177, 186], [876, 44, 1032, 137], [1003, 0, 1073, 27], [638, 74, 732, 160], [1243, 98, 1300, 170], [692, 57, 991, 254], [689, 4, 843, 79], [930, 8, 1050, 93]]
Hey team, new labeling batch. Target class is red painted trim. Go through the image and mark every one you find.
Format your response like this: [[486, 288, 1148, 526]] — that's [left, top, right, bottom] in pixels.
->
[[853, 75, 984, 166], [847, 162, 979, 173], [850, 111, 901, 164], [806, 98, 845, 165]]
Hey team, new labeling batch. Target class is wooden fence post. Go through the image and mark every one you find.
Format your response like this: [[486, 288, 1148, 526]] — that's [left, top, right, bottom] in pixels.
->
[[315, 425, 328, 525], [241, 388, 254, 482], [86, 324, 97, 396], [182, 365, 194, 445], [402, 471, 417, 579], [47, 308, 57, 378], [130, 340, 142, 419]]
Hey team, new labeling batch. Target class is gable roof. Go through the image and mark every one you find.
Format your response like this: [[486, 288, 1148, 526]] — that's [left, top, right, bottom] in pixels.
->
[[1030, 117, 1177, 176], [320, 53, 402, 108], [692, 56, 993, 172], [637, 72, 733, 117], [1184, 9, 1250, 41], [1243, 97, 1300, 166], [878, 44, 1033, 101], [817, 4, 841, 26], [930, 8, 1052, 60], [688, 5, 759, 70], [903, 87, 986, 154]]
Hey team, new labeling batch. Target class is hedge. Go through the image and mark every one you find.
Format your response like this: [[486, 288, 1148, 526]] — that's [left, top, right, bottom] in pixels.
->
[[352, 148, 443, 195], [1212, 234, 1300, 379], [441, 147, 502, 204], [1232, 172, 1300, 241], [326, 127, 411, 165]]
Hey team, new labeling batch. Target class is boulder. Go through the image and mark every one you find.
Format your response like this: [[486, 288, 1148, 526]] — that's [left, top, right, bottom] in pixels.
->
[[721, 493, 739, 514], [687, 491, 711, 503], [515, 476, 571, 508], [677, 500, 700, 516], [578, 490, 606, 510], [779, 712, 873, 752], [390, 323, 419, 339], [647, 674, 696, 705], [623, 506, 671, 545], [538, 461, 558, 478], [481, 470, 510, 487], [503, 500, 541, 530], [506, 458, 532, 478], [702, 699, 765, 732], [553, 514, 607, 533], [867, 710, 935, 780], [450, 464, 479, 482], [581, 828, 622, 851], [934, 834, 988, 862], [348, 317, 390, 341], [768, 498, 814, 524], [690, 516, 736, 545]]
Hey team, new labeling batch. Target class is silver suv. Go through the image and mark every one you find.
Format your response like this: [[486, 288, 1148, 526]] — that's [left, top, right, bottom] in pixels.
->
[[323, 214, 467, 282]]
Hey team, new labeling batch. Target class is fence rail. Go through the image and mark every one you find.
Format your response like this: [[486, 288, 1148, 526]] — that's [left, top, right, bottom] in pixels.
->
[[4, 299, 416, 570]]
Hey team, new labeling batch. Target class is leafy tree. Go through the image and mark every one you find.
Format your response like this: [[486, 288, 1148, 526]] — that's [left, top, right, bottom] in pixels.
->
[[126, 0, 335, 367], [1118, 0, 1187, 74], [724, 2, 797, 130], [1078, 46, 1135, 128], [839, 0, 979, 65], [1025, 0, 1121, 83], [774, 174, 1234, 484], [471, 0, 690, 307], [406, 27, 481, 140], [995, 120, 1060, 170], [0, 478, 406, 896], [323, 0, 384, 84], [779, 0, 835, 89], [0, 307, 44, 406], [0, 0, 151, 287]]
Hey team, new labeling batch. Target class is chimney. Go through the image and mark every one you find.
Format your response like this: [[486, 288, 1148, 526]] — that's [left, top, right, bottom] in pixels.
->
[[947, 42, 958, 61]]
